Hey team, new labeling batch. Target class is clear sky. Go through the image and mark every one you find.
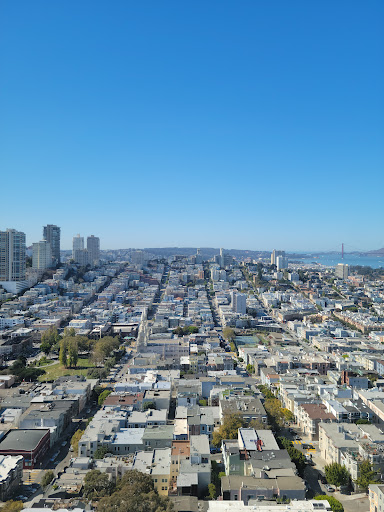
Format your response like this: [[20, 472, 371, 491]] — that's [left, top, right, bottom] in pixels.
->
[[1, 1, 383, 251]]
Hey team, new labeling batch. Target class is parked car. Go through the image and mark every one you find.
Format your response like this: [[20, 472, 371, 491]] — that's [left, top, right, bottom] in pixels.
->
[[325, 485, 335, 492]]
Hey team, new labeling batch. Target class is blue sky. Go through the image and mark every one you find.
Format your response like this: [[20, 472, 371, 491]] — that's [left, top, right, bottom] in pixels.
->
[[1, 1, 383, 251]]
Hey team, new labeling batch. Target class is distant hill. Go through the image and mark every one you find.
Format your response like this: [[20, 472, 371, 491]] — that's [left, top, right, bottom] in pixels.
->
[[366, 247, 384, 256], [143, 247, 271, 259]]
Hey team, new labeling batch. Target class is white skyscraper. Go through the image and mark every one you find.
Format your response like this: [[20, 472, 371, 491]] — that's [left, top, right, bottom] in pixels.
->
[[72, 234, 84, 259], [0, 229, 27, 293], [271, 250, 285, 266], [32, 240, 52, 270], [232, 292, 247, 314], [276, 255, 288, 271], [335, 263, 349, 280]]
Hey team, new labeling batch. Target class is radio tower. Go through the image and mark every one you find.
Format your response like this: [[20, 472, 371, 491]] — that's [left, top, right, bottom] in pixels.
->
[[341, 243, 344, 259]]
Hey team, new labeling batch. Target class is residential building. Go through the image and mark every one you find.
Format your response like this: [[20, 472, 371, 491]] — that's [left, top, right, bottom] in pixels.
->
[[0, 455, 23, 501], [43, 224, 60, 264], [87, 235, 100, 266], [0, 429, 50, 469], [72, 234, 84, 258], [271, 250, 285, 266], [32, 240, 52, 270], [0, 229, 27, 293], [336, 264, 349, 280]]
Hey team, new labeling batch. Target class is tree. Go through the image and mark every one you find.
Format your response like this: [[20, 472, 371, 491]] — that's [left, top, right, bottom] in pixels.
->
[[314, 496, 343, 512], [208, 482, 217, 500], [355, 459, 377, 492], [67, 338, 79, 367], [94, 445, 110, 459], [59, 339, 68, 367], [71, 428, 84, 454], [246, 364, 255, 374], [98, 470, 173, 512], [249, 419, 271, 431], [40, 340, 52, 356], [325, 462, 350, 487], [223, 327, 236, 341], [356, 419, 371, 425], [98, 389, 112, 406], [199, 399, 208, 406], [0, 501, 23, 512], [83, 470, 114, 499], [212, 413, 245, 447], [41, 470, 54, 488], [64, 327, 76, 337], [143, 401, 156, 411]]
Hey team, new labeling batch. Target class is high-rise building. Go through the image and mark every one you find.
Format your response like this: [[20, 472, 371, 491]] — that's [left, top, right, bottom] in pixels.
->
[[43, 225, 60, 264], [271, 249, 285, 266], [87, 235, 100, 266], [73, 249, 89, 266], [32, 240, 52, 270], [231, 292, 247, 314], [132, 250, 145, 266], [0, 229, 27, 293], [335, 263, 349, 280], [276, 255, 288, 271], [72, 234, 84, 259]]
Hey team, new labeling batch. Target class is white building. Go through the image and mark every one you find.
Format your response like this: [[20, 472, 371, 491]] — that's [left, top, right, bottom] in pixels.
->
[[271, 249, 285, 266], [0, 229, 27, 293], [336, 263, 349, 280], [72, 234, 84, 259], [276, 255, 288, 271], [232, 293, 246, 315]]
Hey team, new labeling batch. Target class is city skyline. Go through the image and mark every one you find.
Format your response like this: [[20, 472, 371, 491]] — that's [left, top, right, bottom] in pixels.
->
[[1, 1, 383, 251]]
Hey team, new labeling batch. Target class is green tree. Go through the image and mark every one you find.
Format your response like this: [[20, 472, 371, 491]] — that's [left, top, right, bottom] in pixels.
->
[[59, 339, 68, 367], [98, 470, 173, 512], [246, 364, 255, 374], [143, 401, 156, 411], [71, 428, 84, 454], [212, 413, 245, 447], [64, 327, 76, 337], [199, 399, 208, 406], [94, 445, 110, 459], [325, 462, 350, 487], [40, 340, 52, 356], [0, 501, 24, 512], [67, 338, 79, 367], [41, 470, 54, 488], [314, 496, 343, 512], [223, 327, 236, 341], [356, 419, 371, 425], [83, 470, 114, 499], [208, 483, 217, 500], [98, 389, 112, 406], [355, 459, 377, 492]]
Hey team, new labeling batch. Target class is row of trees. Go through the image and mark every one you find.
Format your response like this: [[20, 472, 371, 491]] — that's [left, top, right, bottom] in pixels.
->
[[173, 325, 199, 336], [277, 437, 306, 477], [324, 460, 377, 492], [258, 385, 294, 429]]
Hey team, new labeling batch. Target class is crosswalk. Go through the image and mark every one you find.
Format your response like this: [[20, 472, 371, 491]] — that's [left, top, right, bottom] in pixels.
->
[[24, 470, 42, 484], [292, 440, 316, 452]]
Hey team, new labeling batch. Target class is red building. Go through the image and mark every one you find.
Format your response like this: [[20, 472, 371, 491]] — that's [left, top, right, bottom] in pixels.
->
[[0, 429, 50, 469]]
